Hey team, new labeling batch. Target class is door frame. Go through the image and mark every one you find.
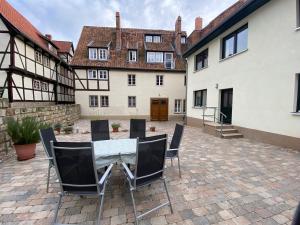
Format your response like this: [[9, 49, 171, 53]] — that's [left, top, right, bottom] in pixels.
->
[[150, 98, 169, 121], [219, 88, 233, 124]]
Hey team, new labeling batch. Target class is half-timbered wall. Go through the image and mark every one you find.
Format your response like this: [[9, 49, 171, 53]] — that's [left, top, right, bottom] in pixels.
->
[[0, 18, 10, 99], [75, 69, 109, 91]]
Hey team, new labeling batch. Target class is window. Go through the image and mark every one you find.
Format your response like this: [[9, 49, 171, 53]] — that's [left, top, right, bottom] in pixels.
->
[[41, 82, 48, 91], [145, 35, 161, 43], [99, 48, 108, 60], [100, 95, 109, 107], [174, 99, 182, 113], [44, 57, 50, 67], [89, 48, 97, 60], [89, 95, 98, 107], [128, 50, 137, 62], [33, 80, 41, 90], [98, 70, 108, 80], [297, 74, 300, 112], [222, 24, 248, 59], [195, 49, 208, 71], [194, 89, 207, 107], [181, 36, 186, 44], [88, 70, 97, 79], [147, 52, 164, 63], [128, 74, 136, 86], [156, 75, 163, 86], [35, 51, 42, 63], [128, 96, 136, 107], [183, 99, 186, 113]]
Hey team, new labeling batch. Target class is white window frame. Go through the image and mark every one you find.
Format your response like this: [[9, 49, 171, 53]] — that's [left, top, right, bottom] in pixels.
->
[[88, 70, 98, 79], [89, 48, 98, 60], [181, 36, 186, 44], [128, 50, 137, 62], [156, 75, 163, 86], [145, 35, 153, 42], [98, 48, 108, 60], [89, 95, 98, 107], [128, 96, 136, 108], [98, 70, 108, 80], [35, 51, 42, 64], [100, 95, 109, 107], [33, 80, 41, 90], [153, 35, 161, 43], [174, 99, 182, 113], [44, 56, 50, 67], [41, 82, 48, 91], [147, 52, 164, 63], [128, 74, 136, 86]]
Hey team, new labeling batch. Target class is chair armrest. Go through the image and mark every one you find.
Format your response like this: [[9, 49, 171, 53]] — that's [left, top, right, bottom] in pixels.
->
[[167, 148, 178, 152], [99, 164, 113, 186], [122, 162, 134, 180], [36, 157, 53, 161]]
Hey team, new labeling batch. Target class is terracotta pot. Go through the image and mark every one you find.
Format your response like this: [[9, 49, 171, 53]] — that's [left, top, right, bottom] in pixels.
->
[[55, 128, 61, 134], [150, 127, 156, 132], [14, 143, 36, 161], [112, 127, 119, 132]]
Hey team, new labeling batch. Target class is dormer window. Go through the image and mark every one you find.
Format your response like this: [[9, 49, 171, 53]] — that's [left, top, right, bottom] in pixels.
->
[[89, 48, 97, 60], [98, 48, 108, 60], [145, 35, 161, 43], [128, 50, 137, 62], [181, 36, 186, 44]]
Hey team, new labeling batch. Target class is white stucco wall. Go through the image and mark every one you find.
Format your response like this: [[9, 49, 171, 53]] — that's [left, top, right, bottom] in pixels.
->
[[186, 0, 300, 138], [75, 69, 186, 118]]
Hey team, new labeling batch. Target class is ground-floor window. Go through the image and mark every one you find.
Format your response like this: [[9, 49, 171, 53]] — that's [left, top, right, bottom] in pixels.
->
[[174, 99, 186, 114], [128, 96, 136, 107], [100, 95, 109, 107], [89, 95, 98, 107], [297, 74, 300, 112], [194, 89, 207, 107]]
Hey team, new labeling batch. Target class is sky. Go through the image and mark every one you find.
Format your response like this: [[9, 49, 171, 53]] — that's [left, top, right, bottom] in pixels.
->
[[9, 0, 238, 47]]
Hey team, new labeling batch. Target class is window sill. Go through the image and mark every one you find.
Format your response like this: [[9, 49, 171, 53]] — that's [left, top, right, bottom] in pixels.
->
[[193, 106, 205, 109], [194, 66, 208, 73], [219, 49, 248, 62], [290, 112, 300, 116]]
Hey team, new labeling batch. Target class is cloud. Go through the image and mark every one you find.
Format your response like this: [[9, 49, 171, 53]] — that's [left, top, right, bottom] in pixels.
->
[[8, 0, 238, 46]]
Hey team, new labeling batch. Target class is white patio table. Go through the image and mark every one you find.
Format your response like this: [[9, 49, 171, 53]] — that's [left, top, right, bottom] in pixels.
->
[[93, 138, 137, 168]]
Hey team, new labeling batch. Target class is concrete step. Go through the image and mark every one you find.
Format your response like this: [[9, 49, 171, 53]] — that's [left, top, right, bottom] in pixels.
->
[[216, 128, 238, 134], [221, 133, 243, 139], [204, 122, 234, 129]]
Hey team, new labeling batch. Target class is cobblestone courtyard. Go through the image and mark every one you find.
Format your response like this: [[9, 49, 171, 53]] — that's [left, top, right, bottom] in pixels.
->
[[0, 120, 299, 225]]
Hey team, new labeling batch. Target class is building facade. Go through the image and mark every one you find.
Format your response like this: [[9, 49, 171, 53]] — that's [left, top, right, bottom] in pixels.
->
[[184, 0, 300, 149], [0, 0, 75, 107], [71, 13, 187, 120]]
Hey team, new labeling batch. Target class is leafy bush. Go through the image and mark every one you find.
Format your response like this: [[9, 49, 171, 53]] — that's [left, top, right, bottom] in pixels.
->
[[111, 123, 121, 129], [53, 122, 62, 130], [6, 117, 49, 145]]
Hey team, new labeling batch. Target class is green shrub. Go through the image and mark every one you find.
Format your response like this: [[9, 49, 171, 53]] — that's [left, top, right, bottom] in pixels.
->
[[6, 117, 49, 145], [111, 123, 121, 129]]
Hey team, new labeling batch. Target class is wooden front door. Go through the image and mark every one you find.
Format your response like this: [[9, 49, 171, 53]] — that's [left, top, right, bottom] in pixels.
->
[[151, 98, 168, 121], [220, 88, 233, 124]]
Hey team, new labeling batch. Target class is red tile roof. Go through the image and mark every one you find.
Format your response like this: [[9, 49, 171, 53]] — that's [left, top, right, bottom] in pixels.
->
[[52, 40, 73, 53], [71, 26, 186, 72]]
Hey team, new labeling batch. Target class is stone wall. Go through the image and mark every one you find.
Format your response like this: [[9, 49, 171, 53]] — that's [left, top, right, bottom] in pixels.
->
[[0, 98, 80, 161]]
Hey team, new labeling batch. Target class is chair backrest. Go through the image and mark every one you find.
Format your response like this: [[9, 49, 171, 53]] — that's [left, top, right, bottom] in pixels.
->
[[292, 202, 300, 225], [170, 124, 184, 152], [91, 120, 110, 141], [39, 127, 57, 164], [134, 134, 167, 187], [51, 141, 99, 194], [140, 134, 167, 142], [130, 119, 146, 139]]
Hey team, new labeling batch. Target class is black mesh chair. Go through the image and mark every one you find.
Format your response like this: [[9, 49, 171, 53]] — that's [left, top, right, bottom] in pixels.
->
[[50, 141, 113, 225], [39, 127, 57, 192], [292, 202, 300, 225], [130, 119, 146, 139], [122, 135, 173, 224], [166, 124, 184, 177], [91, 120, 110, 141]]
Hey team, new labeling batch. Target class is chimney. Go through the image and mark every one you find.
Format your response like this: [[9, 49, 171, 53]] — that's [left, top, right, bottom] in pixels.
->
[[116, 12, 121, 50], [175, 16, 182, 55], [195, 17, 203, 31], [45, 34, 52, 41]]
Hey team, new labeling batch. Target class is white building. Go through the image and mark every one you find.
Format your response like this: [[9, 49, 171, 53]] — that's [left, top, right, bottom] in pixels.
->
[[183, 0, 300, 149], [0, 0, 75, 106], [71, 13, 187, 121]]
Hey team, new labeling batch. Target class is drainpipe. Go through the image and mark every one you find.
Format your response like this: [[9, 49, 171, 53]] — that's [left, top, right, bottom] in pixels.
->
[[184, 58, 188, 125]]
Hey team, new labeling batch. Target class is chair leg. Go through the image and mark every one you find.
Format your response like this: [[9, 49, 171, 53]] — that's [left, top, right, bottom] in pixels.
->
[[129, 188, 138, 225], [171, 158, 173, 167], [46, 163, 51, 193], [97, 189, 106, 225], [177, 156, 182, 178], [53, 193, 63, 224], [163, 180, 173, 214]]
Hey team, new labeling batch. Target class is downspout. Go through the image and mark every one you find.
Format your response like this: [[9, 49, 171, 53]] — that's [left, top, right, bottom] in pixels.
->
[[184, 58, 188, 125]]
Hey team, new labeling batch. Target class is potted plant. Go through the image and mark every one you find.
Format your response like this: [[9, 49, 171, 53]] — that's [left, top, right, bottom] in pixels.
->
[[111, 123, 121, 132], [150, 126, 156, 132], [6, 117, 48, 161], [53, 122, 62, 134], [63, 126, 73, 134]]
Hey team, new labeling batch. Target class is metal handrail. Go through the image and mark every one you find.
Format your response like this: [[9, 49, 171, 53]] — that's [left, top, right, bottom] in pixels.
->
[[201, 106, 227, 136]]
